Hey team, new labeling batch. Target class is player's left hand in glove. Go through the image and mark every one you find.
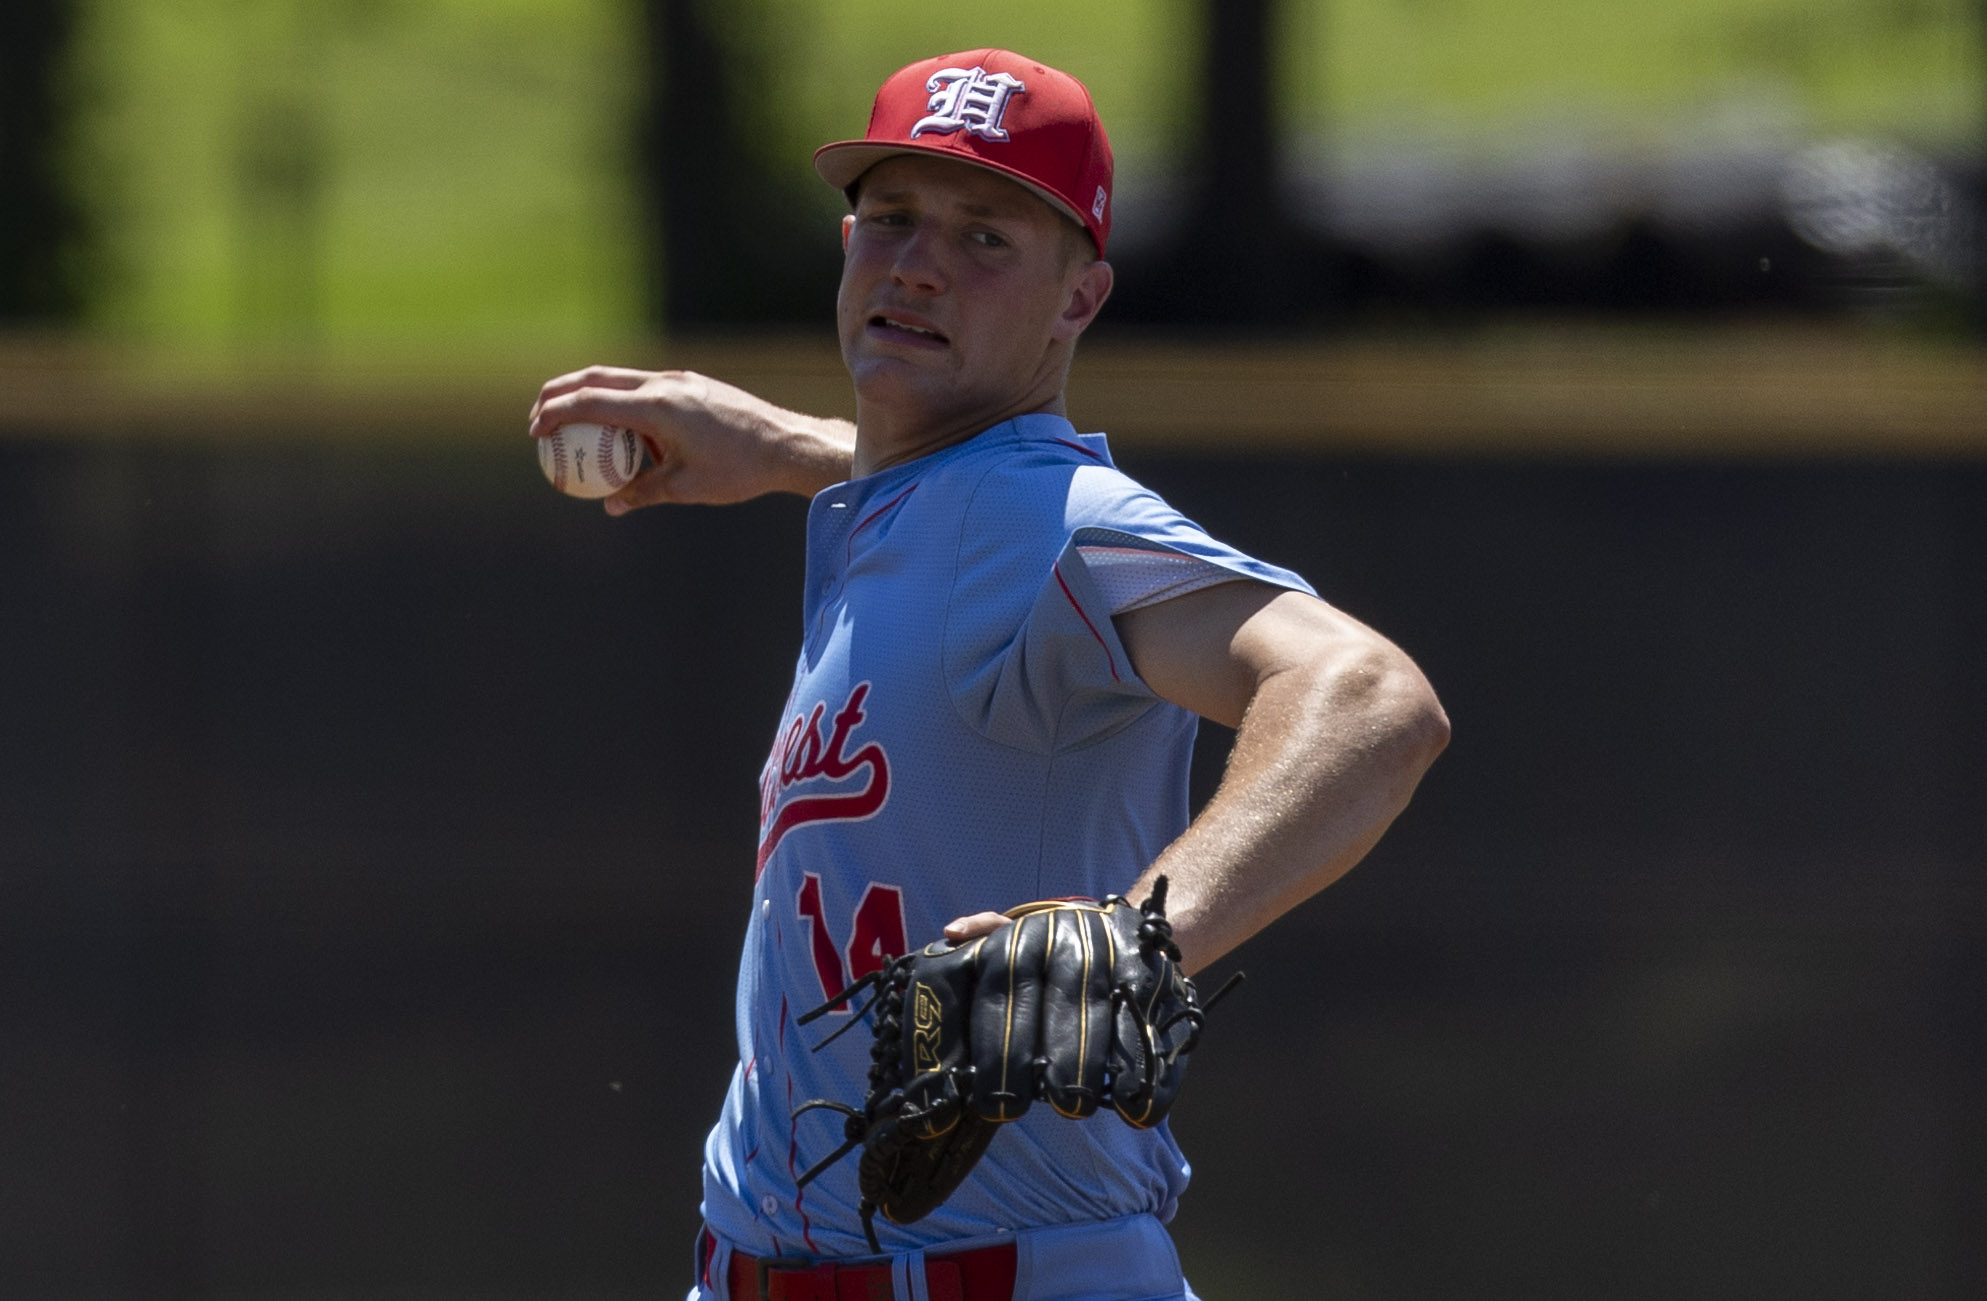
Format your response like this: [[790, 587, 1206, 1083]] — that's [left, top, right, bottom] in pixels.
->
[[792, 876, 1239, 1250]]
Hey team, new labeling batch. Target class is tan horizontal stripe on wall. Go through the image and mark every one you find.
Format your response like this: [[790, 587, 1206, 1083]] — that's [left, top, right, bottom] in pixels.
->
[[3, 326, 1981, 457]]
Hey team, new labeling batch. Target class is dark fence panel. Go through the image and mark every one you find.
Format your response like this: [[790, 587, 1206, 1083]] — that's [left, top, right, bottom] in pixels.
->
[[1, 437, 1978, 1299]]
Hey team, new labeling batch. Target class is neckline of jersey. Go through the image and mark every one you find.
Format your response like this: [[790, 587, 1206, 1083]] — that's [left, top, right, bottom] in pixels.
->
[[821, 413, 1103, 509]]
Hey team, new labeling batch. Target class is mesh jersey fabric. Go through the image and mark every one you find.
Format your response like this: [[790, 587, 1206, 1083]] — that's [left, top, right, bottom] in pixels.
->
[[1075, 544, 1249, 615], [700, 413, 1314, 1260]]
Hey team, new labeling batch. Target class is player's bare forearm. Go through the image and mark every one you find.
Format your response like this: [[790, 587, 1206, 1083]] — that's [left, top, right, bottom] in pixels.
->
[[529, 366, 855, 509], [1117, 584, 1450, 974]]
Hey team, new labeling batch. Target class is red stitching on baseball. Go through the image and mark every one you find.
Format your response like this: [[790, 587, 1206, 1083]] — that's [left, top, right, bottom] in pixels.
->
[[550, 431, 569, 492], [597, 426, 630, 489]]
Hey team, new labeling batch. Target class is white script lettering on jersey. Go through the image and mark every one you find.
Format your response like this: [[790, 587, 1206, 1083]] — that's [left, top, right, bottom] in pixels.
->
[[755, 682, 892, 875], [911, 67, 1027, 142]]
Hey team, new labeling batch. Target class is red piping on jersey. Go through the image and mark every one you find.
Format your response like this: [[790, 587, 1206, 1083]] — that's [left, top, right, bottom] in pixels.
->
[[1054, 437, 1103, 461], [1076, 543, 1191, 561], [785, 1070, 820, 1252], [1054, 562, 1120, 682], [848, 482, 919, 566]]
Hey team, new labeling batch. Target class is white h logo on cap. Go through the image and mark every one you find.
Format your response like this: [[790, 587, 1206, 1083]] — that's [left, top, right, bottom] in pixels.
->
[[911, 68, 1026, 142]]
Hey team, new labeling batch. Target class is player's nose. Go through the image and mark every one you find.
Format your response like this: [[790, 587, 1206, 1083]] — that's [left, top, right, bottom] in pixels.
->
[[889, 226, 948, 294]]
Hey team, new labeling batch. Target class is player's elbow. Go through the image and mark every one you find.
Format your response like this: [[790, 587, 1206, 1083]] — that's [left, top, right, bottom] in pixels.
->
[[1323, 638, 1450, 791], [1247, 596, 1449, 794], [1388, 653, 1450, 772]]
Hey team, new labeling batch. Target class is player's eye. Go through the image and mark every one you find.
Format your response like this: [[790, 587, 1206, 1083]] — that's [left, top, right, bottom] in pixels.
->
[[969, 230, 1007, 249]]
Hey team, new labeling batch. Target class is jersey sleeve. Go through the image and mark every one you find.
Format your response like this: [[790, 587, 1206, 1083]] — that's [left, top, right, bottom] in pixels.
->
[[1076, 545, 1247, 614], [943, 458, 1315, 753]]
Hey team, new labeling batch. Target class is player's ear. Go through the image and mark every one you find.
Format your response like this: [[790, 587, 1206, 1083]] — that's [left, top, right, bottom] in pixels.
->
[[841, 214, 855, 252], [1051, 259, 1113, 343]]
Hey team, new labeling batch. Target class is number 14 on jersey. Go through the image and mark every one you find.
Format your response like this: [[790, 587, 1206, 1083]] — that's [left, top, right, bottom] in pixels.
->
[[795, 874, 908, 1010]]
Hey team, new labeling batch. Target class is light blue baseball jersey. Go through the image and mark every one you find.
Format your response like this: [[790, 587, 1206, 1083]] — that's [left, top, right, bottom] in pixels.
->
[[700, 413, 1314, 1259]]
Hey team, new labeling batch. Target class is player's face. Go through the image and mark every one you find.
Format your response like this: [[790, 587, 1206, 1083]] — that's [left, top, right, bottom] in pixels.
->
[[837, 155, 1107, 456]]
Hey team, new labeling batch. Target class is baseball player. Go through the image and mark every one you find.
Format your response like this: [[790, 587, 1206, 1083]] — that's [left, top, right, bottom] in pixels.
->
[[530, 50, 1448, 1301]]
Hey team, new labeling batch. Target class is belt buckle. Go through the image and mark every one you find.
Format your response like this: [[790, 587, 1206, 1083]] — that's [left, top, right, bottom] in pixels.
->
[[752, 1254, 822, 1301]]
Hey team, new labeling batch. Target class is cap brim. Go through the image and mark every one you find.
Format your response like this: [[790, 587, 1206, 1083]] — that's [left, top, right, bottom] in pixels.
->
[[812, 139, 1091, 238]]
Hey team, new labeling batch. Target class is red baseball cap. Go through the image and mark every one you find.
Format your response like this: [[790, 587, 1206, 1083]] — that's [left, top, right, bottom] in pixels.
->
[[814, 50, 1115, 256]]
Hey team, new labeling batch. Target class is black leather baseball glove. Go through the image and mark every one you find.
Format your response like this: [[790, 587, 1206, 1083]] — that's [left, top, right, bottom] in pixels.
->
[[794, 876, 1238, 1250]]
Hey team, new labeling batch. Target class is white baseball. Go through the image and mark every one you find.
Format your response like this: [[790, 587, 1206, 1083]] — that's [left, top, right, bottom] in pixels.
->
[[538, 422, 645, 499]]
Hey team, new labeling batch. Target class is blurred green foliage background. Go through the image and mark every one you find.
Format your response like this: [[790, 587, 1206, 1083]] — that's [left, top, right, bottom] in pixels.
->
[[61, 0, 646, 347], [1298, 0, 1980, 151], [43, 0, 1984, 347]]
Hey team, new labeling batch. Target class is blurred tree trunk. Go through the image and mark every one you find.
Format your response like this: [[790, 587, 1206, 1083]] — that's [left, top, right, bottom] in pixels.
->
[[1192, 0, 1282, 317], [1977, 0, 1987, 336], [0, 0, 82, 321], [1108, 0, 1325, 328], [638, 0, 840, 329]]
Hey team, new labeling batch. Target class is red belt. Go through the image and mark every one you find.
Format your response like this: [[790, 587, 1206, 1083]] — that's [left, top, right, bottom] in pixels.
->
[[722, 1240, 1017, 1301]]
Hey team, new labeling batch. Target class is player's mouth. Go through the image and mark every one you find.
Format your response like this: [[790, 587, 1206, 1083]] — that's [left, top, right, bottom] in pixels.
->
[[868, 312, 949, 348]]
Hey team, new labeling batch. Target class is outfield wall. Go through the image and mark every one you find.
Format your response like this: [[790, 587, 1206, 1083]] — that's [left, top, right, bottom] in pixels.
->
[[0, 342, 1981, 1297]]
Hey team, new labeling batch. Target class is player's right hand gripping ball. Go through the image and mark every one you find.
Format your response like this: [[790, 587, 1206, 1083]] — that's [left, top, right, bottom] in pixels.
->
[[794, 877, 1237, 1251], [537, 422, 644, 499]]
